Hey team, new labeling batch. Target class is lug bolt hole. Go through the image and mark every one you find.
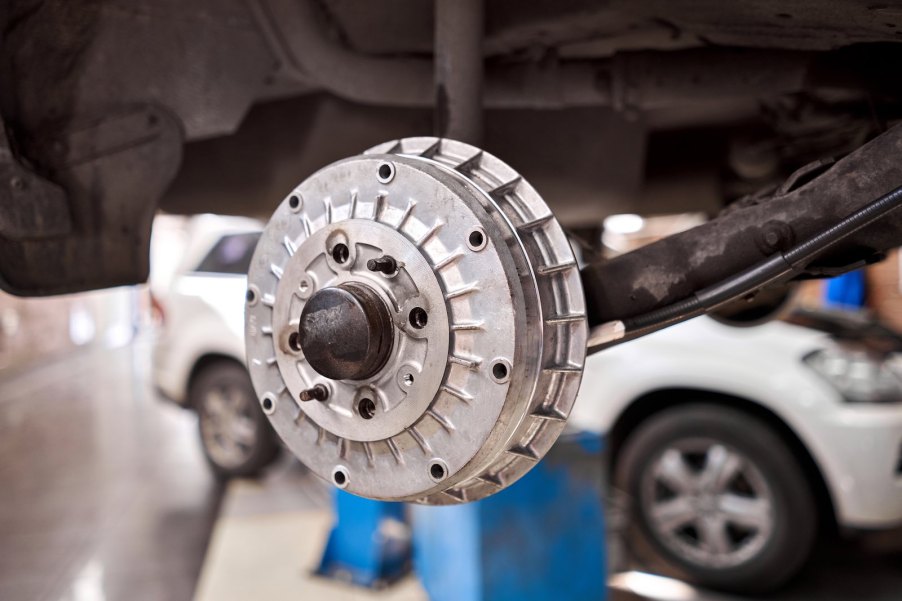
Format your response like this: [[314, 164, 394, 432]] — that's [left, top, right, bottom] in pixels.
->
[[491, 359, 511, 383], [288, 331, 302, 353], [428, 460, 448, 482], [262, 398, 273, 411], [261, 394, 276, 415], [402, 373, 414, 387], [357, 397, 376, 420], [332, 466, 349, 488], [492, 363, 508, 380], [288, 194, 301, 210], [377, 161, 395, 183], [409, 307, 428, 329], [467, 227, 487, 251], [332, 243, 349, 264], [245, 288, 257, 303]]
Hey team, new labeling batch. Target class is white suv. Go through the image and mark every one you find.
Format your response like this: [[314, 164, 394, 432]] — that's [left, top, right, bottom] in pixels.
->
[[152, 216, 280, 478], [570, 310, 902, 592]]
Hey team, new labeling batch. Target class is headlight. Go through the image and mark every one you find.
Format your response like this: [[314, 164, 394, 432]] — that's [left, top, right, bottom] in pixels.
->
[[804, 345, 902, 403]]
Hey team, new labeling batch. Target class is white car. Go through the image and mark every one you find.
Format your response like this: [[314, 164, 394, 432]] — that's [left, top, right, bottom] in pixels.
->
[[152, 216, 280, 478], [569, 310, 902, 593]]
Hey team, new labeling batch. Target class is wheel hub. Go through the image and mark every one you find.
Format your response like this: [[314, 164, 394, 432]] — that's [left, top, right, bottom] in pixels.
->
[[299, 282, 394, 381], [245, 137, 587, 504]]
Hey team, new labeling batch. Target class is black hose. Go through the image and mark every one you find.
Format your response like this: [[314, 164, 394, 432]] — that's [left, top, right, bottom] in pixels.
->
[[618, 183, 902, 341]]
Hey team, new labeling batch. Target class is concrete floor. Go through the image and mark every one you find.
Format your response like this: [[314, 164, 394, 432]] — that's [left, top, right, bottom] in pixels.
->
[[193, 467, 428, 601], [0, 342, 222, 601], [2, 340, 901, 601]]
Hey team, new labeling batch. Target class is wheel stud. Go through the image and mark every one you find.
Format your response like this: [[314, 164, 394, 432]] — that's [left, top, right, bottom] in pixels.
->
[[366, 255, 398, 275], [299, 384, 330, 402]]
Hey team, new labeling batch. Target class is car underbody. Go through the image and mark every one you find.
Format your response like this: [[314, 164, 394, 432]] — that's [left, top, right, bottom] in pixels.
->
[[2, 0, 902, 308]]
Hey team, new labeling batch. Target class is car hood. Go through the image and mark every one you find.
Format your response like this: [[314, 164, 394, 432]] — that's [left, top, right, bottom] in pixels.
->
[[781, 308, 902, 355]]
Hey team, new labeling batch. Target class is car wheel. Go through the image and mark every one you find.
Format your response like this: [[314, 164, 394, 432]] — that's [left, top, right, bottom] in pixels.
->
[[615, 403, 817, 593], [191, 361, 280, 479]]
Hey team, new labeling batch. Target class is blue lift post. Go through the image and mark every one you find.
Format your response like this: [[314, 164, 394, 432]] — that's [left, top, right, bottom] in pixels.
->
[[316, 430, 607, 599], [316, 491, 412, 588], [412, 430, 607, 601]]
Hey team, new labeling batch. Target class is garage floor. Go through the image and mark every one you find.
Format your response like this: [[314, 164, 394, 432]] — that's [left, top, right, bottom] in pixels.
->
[[2, 340, 901, 601]]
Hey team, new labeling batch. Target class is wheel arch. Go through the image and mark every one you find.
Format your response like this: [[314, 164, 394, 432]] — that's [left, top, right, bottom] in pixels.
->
[[608, 388, 838, 532], [186, 353, 247, 408]]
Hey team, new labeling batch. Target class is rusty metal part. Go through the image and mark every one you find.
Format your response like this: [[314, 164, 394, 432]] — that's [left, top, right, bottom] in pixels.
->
[[299, 282, 395, 381], [0, 105, 183, 295], [435, 0, 484, 143], [582, 123, 902, 330], [3, 0, 902, 300], [366, 256, 398, 275], [299, 384, 330, 402], [0, 126, 69, 241], [249, 0, 813, 110]]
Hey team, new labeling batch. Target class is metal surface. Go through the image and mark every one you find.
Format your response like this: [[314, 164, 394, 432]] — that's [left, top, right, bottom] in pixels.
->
[[583, 123, 902, 334], [6, 1, 902, 295], [0, 105, 183, 295], [246, 137, 587, 503], [435, 0, 484, 143], [299, 282, 395, 381], [411, 431, 607, 601], [641, 440, 774, 569], [0, 125, 69, 241]]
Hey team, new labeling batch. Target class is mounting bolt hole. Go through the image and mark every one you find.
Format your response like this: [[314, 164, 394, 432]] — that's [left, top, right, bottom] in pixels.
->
[[409, 307, 428, 329], [492, 363, 508, 380], [402, 373, 414, 387], [428, 460, 448, 482], [245, 287, 258, 304], [261, 394, 277, 415], [357, 397, 376, 420], [288, 331, 302, 353], [377, 161, 395, 183], [332, 466, 349, 488], [490, 359, 512, 383], [288, 194, 301, 210], [332, 243, 349, 264], [467, 227, 487, 251]]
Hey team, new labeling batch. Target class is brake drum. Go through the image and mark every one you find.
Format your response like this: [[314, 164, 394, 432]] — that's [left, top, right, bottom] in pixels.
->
[[245, 137, 587, 504]]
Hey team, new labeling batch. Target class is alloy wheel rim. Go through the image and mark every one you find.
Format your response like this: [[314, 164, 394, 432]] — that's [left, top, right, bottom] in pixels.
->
[[639, 437, 776, 569], [200, 384, 257, 469]]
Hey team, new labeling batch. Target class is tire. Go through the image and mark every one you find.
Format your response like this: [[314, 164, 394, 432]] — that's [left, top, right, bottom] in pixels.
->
[[614, 403, 817, 593], [191, 360, 280, 479]]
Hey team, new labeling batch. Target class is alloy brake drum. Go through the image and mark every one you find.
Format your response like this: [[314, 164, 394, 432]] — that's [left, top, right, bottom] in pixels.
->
[[245, 137, 587, 504]]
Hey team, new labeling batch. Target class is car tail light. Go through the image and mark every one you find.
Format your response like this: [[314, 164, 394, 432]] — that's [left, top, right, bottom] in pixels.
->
[[149, 291, 166, 326]]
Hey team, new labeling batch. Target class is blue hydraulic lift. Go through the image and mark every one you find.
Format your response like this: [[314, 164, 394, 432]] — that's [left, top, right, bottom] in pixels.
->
[[317, 430, 608, 600]]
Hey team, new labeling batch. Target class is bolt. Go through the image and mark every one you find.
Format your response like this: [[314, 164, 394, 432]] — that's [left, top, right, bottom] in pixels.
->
[[763, 230, 780, 247], [299, 384, 329, 402], [367, 255, 398, 275]]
